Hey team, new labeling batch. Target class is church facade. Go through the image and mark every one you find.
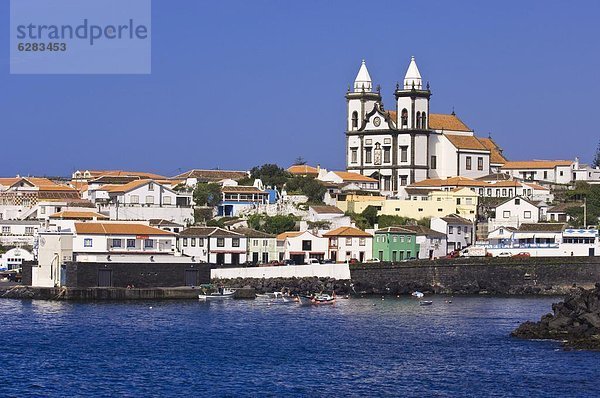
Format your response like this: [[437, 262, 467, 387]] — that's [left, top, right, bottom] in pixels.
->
[[345, 57, 505, 196]]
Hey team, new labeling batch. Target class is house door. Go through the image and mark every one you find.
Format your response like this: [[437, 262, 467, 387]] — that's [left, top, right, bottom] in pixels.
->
[[262, 252, 269, 264], [185, 269, 198, 286], [252, 252, 259, 264], [429, 250, 434, 260], [216, 253, 225, 265], [359, 251, 364, 262], [331, 251, 337, 262], [98, 269, 112, 287], [590, 248, 595, 257], [378, 251, 384, 261], [231, 253, 240, 265]]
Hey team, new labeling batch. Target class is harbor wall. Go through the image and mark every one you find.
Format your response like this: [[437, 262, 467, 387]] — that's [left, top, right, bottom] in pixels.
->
[[211, 263, 351, 280]]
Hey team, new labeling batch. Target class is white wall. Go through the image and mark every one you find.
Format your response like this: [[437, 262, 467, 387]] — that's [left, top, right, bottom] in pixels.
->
[[212, 263, 351, 280]]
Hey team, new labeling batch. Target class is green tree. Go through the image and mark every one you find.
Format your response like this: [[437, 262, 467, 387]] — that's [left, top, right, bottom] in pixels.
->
[[377, 214, 415, 228], [285, 176, 327, 203], [361, 206, 379, 228], [345, 212, 370, 231], [593, 139, 600, 168], [193, 183, 222, 207], [248, 214, 298, 235], [245, 164, 291, 189]]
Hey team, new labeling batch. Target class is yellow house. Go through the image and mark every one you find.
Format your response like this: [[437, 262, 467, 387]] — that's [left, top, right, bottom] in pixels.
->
[[336, 188, 478, 221]]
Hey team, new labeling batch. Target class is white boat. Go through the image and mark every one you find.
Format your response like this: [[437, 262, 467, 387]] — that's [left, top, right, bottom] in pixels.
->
[[412, 291, 424, 299], [419, 300, 433, 306], [198, 288, 236, 300], [298, 293, 336, 305]]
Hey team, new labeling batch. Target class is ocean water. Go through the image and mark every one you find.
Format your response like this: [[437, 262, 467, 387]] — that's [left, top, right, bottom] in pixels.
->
[[0, 296, 598, 397]]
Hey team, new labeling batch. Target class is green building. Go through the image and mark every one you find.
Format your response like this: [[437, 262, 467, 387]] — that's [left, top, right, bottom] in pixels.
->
[[373, 227, 419, 262]]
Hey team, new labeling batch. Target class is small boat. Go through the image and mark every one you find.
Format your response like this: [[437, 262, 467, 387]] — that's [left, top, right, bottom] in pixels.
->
[[412, 291, 424, 299], [198, 288, 236, 300], [419, 300, 433, 306], [298, 293, 336, 305]]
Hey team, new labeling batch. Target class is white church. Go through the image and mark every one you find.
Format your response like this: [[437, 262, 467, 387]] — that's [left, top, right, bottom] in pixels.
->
[[345, 57, 506, 195]]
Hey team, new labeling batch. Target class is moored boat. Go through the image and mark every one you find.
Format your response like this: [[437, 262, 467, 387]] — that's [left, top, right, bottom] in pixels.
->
[[198, 288, 236, 300]]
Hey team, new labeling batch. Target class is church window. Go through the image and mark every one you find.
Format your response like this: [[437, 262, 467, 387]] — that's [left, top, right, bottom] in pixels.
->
[[466, 156, 472, 170], [400, 176, 408, 186], [365, 148, 372, 163], [401, 109, 408, 127], [416, 111, 421, 129], [383, 147, 390, 163], [351, 148, 357, 164], [422, 112, 427, 129], [351, 112, 358, 129], [400, 146, 408, 163]]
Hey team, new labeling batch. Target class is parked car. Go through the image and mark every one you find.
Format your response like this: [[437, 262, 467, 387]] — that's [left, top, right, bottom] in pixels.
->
[[268, 260, 283, 266], [307, 258, 321, 265], [320, 259, 334, 264], [442, 250, 460, 259], [496, 252, 512, 257], [283, 259, 296, 266], [365, 258, 380, 263], [512, 252, 531, 258], [460, 247, 488, 257]]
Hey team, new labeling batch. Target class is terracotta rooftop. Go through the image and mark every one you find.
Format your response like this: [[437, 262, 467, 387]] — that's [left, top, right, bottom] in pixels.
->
[[548, 202, 583, 213], [233, 227, 275, 238], [276, 231, 305, 241], [287, 165, 319, 175], [310, 205, 344, 214], [478, 137, 507, 165], [429, 113, 472, 132], [50, 211, 109, 220], [322, 226, 372, 237], [179, 226, 243, 238], [401, 225, 447, 238], [102, 179, 157, 193], [333, 171, 378, 183], [78, 170, 166, 180], [221, 186, 266, 194], [375, 226, 417, 234], [501, 160, 573, 170], [444, 134, 488, 151], [75, 223, 174, 236], [173, 169, 249, 182], [517, 223, 566, 232], [440, 214, 472, 225]]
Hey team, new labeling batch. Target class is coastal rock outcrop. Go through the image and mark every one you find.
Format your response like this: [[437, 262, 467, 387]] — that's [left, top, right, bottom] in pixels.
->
[[512, 283, 600, 350]]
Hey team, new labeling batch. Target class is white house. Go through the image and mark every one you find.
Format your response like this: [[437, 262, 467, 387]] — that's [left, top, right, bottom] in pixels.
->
[[178, 227, 247, 265], [401, 225, 447, 260], [276, 230, 328, 265], [500, 160, 574, 184], [0, 220, 40, 246], [0, 247, 34, 270], [322, 226, 372, 263], [90, 179, 194, 225], [317, 171, 379, 192], [488, 197, 541, 230], [300, 205, 352, 232], [430, 214, 474, 253]]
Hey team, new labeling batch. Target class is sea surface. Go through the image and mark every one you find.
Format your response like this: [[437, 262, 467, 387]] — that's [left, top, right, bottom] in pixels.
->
[[0, 296, 598, 397]]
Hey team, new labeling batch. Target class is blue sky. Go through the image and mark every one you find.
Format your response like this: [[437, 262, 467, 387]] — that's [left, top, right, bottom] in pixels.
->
[[1, 0, 599, 177]]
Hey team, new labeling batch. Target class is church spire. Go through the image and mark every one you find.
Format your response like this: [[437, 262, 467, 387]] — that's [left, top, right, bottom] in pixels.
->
[[353, 59, 373, 92], [403, 56, 422, 90]]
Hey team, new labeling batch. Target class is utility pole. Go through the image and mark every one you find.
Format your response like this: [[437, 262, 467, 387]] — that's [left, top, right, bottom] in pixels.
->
[[583, 196, 587, 228]]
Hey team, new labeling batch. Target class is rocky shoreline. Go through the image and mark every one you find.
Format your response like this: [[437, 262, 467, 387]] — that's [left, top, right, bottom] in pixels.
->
[[512, 283, 600, 350]]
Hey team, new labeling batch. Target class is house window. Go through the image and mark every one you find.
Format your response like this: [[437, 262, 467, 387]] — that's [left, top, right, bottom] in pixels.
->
[[466, 156, 472, 170], [163, 196, 172, 205], [393, 236, 398, 242], [400, 146, 408, 163], [487, 188, 492, 196], [25, 227, 34, 234], [191, 238, 196, 247], [384, 147, 390, 163], [127, 239, 135, 248], [217, 238, 225, 247], [478, 157, 484, 171], [146, 196, 154, 204], [253, 240, 259, 246], [449, 226, 454, 234], [359, 238, 365, 246], [502, 189, 507, 196], [407, 236, 411, 243], [346, 237, 352, 246], [351, 149, 358, 163], [232, 238, 240, 247], [515, 198, 520, 205], [112, 239, 122, 248], [144, 239, 154, 248], [401, 108, 408, 127], [457, 198, 461, 205], [84, 238, 92, 247], [352, 111, 358, 129], [431, 155, 437, 169], [478, 188, 484, 196], [400, 236, 405, 243], [543, 171, 548, 180], [400, 176, 408, 186], [302, 240, 312, 251], [457, 228, 462, 235], [263, 240, 268, 246], [524, 211, 532, 219], [503, 211, 511, 218], [464, 226, 468, 233], [183, 238, 188, 247], [40, 207, 46, 214], [130, 195, 139, 204], [198, 238, 204, 247], [365, 148, 372, 163], [148, 183, 154, 191]]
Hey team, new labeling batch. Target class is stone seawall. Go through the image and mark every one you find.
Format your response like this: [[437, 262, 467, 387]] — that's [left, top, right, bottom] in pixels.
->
[[350, 257, 600, 295], [219, 257, 600, 296]]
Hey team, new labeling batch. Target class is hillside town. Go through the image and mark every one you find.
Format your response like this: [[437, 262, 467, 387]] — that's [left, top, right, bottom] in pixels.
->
[[2, 57, 599, 288]]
